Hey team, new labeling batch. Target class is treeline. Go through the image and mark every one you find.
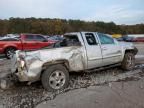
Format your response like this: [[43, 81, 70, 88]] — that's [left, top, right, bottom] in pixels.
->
[[0, 17, 144, 36]]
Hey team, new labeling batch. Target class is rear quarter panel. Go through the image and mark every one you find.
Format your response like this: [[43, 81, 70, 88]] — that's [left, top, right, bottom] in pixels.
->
[[39, 46, 86, 71]]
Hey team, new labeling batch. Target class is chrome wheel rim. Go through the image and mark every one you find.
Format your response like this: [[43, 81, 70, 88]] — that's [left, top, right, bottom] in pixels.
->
[[6, 48, 15, 58], [49, 70, 66, 90], [127, 55, 134, 68]]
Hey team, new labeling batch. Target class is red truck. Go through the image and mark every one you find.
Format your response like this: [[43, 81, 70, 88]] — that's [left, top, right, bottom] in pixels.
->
[[0, 34, 55, 58]]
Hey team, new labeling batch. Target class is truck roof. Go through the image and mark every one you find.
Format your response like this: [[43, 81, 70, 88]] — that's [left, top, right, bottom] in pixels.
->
[[64, 32, 98, 35]]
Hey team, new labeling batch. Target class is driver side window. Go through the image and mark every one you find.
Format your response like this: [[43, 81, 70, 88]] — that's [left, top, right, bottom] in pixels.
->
[[98, 33, 114, 44]]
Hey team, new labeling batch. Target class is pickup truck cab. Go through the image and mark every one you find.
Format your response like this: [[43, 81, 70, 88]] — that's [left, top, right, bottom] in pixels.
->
[[0, 34, 55, 58], [11, 32, 138, 91]]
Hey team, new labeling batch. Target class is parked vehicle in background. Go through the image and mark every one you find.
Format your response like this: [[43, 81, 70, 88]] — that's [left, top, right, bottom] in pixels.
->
[[115, 36, 133, 42], [0, 34, 55, 58], [48, 35, 63, 41], [134, 37, 144, 42], [115, 37, 124, 41], [0, 37, 19, 41], [11, 32, 138, 91], [44, 35, 50, 39], [123, 36, 135, 42], [5, 34, 19, 38], [112, 34, 122, 38]]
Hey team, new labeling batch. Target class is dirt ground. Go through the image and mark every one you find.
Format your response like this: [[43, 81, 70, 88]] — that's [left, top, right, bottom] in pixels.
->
[[37, 77, 144, 108], [0, 43, 143, 108]]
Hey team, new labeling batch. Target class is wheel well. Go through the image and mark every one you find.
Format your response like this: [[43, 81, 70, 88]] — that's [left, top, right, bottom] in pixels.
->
[[125, 48, 137, 55], [4, 46, 17, 53], [125, 50, 134, 53], [40, 60, 70, 78]]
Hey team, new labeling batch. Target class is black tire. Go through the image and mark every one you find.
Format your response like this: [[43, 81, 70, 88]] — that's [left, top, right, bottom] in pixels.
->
[[5, 47, 16, 59], [41, 64, 69, 92], [121, 53, 135, 71]]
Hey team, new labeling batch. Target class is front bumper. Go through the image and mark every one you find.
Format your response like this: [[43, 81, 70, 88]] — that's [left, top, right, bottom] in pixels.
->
[[11, 53, 41, 82], [14, 60, 43, 82], [15, 69, 40, 82], [11, 50, 44, 82]]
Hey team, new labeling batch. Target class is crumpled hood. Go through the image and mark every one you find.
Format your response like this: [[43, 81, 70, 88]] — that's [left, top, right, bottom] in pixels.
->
[[118, 41, 138, 55], [118, 42, 134, 49], [119, 42, 135, 50], [118, 42, 133, 47]]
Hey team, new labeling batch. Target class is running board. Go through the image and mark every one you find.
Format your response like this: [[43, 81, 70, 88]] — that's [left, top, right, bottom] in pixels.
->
[[85, 63, 121, 73]]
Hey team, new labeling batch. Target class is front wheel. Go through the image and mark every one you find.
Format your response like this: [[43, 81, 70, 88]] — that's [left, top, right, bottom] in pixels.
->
[[121, 53, 135, 71], [41, 64, 69, 92]]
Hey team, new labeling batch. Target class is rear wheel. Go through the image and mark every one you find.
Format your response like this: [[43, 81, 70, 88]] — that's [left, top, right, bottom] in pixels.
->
[[121, 53, 135, 71], [41, 64, 69, 92], [5, 47, 16, 59]]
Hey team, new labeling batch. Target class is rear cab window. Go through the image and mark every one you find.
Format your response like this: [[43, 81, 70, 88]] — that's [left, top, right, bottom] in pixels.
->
[[85, 33, 97, 45], [54, 35, 81, 48]]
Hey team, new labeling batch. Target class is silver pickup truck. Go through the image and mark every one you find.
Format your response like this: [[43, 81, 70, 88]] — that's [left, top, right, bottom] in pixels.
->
[[11, 32, 138, 91]]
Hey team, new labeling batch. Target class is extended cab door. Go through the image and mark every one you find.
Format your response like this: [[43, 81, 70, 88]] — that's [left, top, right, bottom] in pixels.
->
[[97, 33, 122, 65], [81, 32, 103, 69]]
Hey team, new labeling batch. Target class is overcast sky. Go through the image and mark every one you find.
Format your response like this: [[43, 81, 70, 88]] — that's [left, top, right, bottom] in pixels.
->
[[0, 0, 144, 25]]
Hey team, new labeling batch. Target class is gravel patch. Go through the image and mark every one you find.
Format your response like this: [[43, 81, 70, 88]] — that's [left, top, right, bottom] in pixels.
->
[[0, 66, 143, 107], [0, 59, 144, 108]]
